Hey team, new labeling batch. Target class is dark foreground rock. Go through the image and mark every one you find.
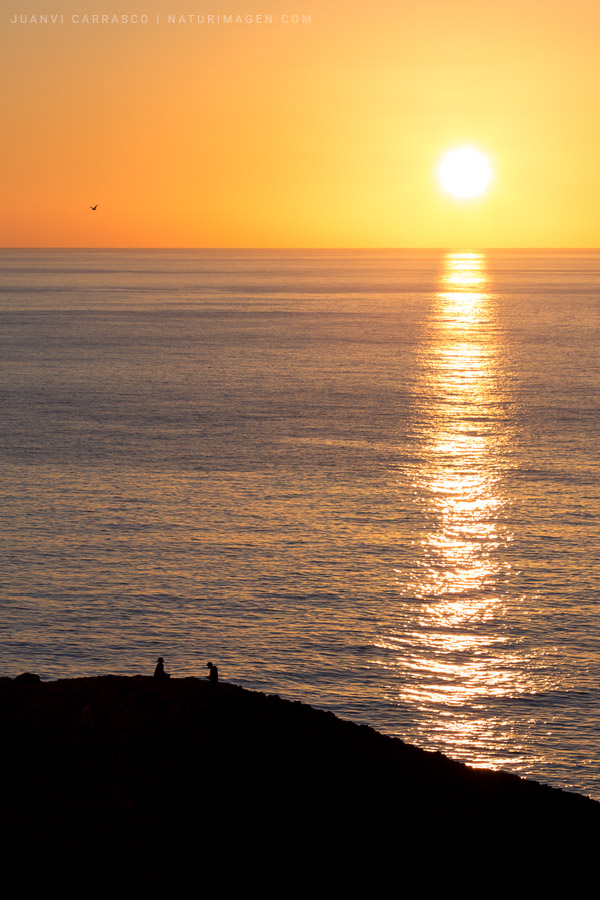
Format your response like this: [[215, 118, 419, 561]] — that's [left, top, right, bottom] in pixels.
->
[[1, 675, 598, 887]]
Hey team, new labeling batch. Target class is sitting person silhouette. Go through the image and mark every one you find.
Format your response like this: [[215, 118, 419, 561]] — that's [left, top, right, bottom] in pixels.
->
[[206, 662, 218, 685], [154, 657, 170, 680]]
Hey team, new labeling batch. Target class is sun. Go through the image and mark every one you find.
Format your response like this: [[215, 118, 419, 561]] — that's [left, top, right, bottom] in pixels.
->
[[438, 147, 492, 199]]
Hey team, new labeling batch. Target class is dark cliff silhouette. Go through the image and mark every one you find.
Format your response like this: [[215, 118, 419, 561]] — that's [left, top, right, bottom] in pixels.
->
[[1, 675, 598, 889]]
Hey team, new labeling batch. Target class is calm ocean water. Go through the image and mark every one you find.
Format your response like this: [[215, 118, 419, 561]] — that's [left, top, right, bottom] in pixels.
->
[[1, 248, 599, 797]]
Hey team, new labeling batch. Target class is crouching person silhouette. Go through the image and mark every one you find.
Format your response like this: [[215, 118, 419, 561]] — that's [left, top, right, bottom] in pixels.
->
[[154, 657, 170, 680]]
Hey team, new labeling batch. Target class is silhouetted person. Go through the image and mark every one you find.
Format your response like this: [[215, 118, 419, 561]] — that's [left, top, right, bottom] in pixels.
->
[[154, 656, 170, 680], [206, 662, 218, 685]]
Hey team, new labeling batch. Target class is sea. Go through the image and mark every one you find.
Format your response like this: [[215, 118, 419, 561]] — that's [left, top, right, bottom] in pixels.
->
[[1, 248, 599, 798]]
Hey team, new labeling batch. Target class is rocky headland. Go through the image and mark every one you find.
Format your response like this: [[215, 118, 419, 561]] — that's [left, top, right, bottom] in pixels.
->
[[2, 674, 598, 887]]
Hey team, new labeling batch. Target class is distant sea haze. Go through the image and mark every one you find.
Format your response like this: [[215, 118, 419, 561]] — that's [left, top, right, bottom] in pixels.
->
[[1, 248, 599, 798]]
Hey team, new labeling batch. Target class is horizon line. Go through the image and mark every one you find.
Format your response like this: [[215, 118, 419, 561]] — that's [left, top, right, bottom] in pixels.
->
[[2, 246, 600, 252]]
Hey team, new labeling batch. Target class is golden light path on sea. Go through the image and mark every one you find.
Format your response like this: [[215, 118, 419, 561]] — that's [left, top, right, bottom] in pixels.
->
[[419, 253, 503, 603], [374, 252, 541, 770]]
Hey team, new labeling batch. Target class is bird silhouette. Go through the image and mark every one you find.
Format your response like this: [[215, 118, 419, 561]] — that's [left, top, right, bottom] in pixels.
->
[[90, 204, 98, 210]]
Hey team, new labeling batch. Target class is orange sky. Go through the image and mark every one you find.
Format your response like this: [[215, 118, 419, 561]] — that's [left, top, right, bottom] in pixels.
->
[[2, 0, 600, 247]]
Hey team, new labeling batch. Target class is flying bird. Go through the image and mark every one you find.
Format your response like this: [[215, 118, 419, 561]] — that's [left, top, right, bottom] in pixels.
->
[[90, 204, 98, 210]]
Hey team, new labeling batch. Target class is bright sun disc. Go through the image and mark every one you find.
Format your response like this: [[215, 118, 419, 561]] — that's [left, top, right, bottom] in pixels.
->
[[438, 147, 492, 199]]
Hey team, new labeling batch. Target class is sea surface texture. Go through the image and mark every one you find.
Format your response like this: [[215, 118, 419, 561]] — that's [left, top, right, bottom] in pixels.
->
[[1, 249, 599, 797]]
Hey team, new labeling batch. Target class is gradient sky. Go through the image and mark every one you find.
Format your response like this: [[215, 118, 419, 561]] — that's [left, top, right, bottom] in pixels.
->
[[2, 0, 600, 246]]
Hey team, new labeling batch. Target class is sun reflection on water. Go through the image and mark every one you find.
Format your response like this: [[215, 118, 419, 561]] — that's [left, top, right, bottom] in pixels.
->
[[377, 252, 536, 769], [410, 253, 506, 603]]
